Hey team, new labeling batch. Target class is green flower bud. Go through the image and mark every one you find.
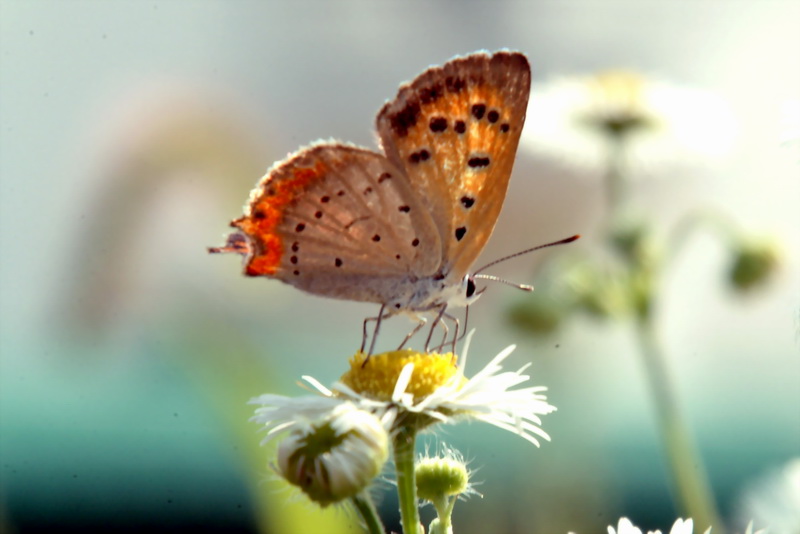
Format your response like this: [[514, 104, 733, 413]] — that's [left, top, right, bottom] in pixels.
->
[[508, 297, 564, 335], [729, 240, 780, 291], [415, 455, 469, 501]]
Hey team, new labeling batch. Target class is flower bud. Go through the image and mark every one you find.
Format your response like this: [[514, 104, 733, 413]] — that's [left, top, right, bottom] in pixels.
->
[[729, 240, 779, 291], [415, 454, 470, 502], [276, 403, 388, 506]]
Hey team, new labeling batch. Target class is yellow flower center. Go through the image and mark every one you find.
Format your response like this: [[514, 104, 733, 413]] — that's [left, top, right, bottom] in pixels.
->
[[340, 350, 460, 402], [581, 70, 655, 135]]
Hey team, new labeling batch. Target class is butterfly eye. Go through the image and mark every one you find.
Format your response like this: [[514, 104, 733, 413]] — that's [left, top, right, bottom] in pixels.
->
[[466, 277, 477, 298]]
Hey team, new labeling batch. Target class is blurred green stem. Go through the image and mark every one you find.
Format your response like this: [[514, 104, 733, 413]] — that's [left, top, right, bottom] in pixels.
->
[[604, 135, 725, 531], [666, 209, 742, 267], [634, 307, 724, 533], [605, 134, 627, 214], [351, 493, 385, 534], [393, 427, 422, 534]]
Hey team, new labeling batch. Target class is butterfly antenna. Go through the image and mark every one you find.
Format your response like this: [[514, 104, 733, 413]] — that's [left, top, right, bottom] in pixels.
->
[[473, 274, 534, 292], [473, 234, 580, 276]]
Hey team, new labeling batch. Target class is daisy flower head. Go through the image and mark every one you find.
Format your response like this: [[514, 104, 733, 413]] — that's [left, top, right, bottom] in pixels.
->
[[334, 331, 557, 446], [522, 70, 736, 174], [250, 398, 389, 506]]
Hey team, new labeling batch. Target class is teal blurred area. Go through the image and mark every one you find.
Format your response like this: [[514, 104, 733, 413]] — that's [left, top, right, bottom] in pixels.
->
[[1, 2, 798, 533]]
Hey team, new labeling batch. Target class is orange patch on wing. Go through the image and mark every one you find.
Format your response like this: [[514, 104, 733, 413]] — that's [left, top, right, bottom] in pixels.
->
[[234, 160, 328, 276]]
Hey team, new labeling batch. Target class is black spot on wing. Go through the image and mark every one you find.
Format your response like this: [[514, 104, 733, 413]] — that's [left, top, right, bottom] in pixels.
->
[[429, 117, 447, 132], [468, 156, 490, 168], [389, 101, 421, 138], [409, 149, 430, 163]]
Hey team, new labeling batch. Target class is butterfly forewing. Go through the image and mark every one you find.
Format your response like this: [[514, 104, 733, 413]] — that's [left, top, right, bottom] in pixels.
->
[[228, 143, 441, 303], [376, 51, 531, 282]]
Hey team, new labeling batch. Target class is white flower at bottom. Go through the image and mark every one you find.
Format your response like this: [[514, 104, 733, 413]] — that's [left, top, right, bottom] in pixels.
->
[[738, 457, 799, 534], [608, 517, 644, 534], [252, 400, 388, 506], [607, 517, 710, 534]]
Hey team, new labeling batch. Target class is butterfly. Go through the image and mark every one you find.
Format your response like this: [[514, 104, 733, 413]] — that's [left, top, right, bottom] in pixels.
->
[[211, 51, 540, 352]]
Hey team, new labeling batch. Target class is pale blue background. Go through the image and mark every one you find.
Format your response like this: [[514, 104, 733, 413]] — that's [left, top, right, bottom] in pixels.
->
[[1, 2, 798, 533]]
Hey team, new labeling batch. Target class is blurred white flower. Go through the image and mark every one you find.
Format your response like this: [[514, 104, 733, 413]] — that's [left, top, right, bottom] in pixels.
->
[[606, 517, 710, 534], [607, 517, 644, 534], [522, 71, 736, 174], [778, 99, 800, 145], [738, 457, 800, 534]]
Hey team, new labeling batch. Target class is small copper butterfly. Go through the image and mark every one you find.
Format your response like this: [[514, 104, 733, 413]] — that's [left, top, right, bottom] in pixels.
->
[[211, 51, 563, 351]]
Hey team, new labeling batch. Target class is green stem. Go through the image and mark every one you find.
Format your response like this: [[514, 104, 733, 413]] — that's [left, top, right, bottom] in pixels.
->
[[393, 427, 421, 534], [432, 496, 453, 531], [635, 310, 724, 533], [604, 134, 627, 215], [351, 493, 385, 534], [602, 134, 724, 531]]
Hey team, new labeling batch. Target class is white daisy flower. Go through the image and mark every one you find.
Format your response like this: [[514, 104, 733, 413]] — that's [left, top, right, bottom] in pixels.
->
[[522, 70, 736, 175], [332, 331, 556, 446]]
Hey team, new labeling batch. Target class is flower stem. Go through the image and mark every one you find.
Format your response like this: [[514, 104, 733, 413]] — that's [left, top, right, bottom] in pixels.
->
[[604, 134, 627, 215], [351, 493, 385, 534], [634, 310, 725, 533], [393, 427, 421, 534]]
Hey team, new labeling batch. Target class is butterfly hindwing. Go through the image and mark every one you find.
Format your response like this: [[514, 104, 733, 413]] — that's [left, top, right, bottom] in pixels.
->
[[229, 143, 442, 303], [376, 51, 531, 282]]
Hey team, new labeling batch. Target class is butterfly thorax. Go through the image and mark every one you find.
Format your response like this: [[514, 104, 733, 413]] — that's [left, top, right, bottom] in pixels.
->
[[384, 272, 481, 315]]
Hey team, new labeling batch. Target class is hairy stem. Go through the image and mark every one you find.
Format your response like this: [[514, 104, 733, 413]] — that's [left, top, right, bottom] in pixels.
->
[[351, 493, 385, 534], [393, 427, 421, 534]]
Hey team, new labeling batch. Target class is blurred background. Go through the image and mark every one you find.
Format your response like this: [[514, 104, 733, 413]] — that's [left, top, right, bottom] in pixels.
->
[[1, 2, 798, 533]]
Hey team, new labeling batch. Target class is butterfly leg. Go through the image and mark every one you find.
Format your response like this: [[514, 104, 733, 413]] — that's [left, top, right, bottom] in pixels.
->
[[445, 311, 460, 354], [432, 311, 461, 354], [363, 303, 391, 357], [437, 318, 450, 351], [361, 305, 394, 353], [423, 305, 449, 353], [361, 317, 375, 353], [396, 315, 427, 350]]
